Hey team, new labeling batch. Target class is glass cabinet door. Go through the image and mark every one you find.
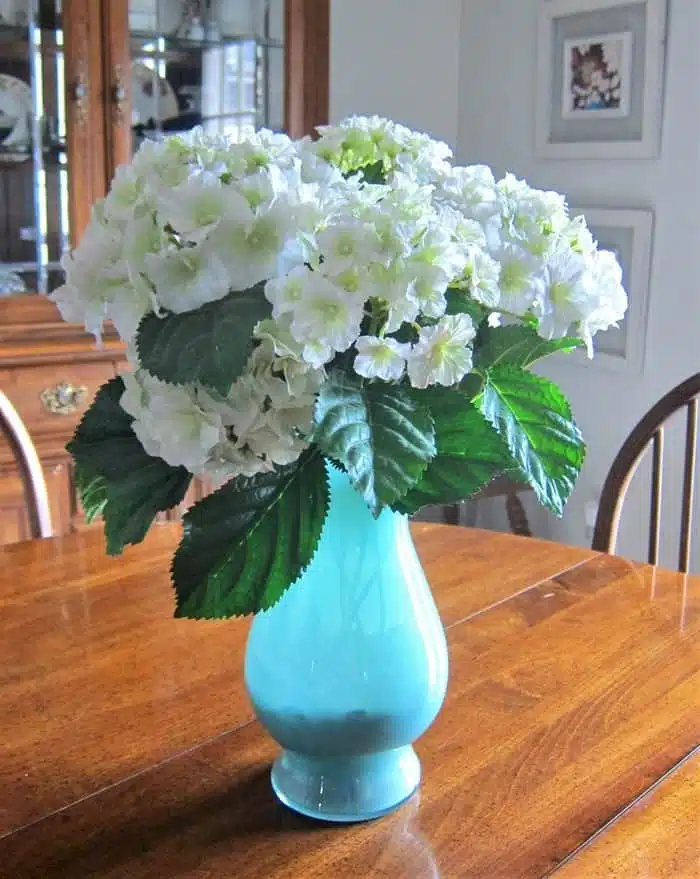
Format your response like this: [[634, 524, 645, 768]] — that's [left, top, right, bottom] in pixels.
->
[[119, 1, 284, 162], [0, 0, 92, 296]]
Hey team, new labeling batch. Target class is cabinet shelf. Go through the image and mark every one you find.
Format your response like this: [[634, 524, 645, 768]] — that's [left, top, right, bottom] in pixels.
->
[[0, 140, 67, 166], [0, 23, 64, 56], [130, 30, 283, 53]]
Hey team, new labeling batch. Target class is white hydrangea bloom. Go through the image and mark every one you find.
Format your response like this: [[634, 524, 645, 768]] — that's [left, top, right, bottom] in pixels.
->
[[155, 175, 228, 241], [52, 218, 152, 341], [535, 243, 596, 340], [562, 214, 597, 257], [493, 243, 545, 317], [408, 263, 450, 319], [209, 197, 296, 292], [369, 260, 420, 333], [354, 336, 409, 381], [465, 247, 501, 308], [439, 164, 500, 224], [497, 175, 568, 257], [131, 136, 192, 193], [406, 314, 476, 388], [289, 272, 364, 359], [144, 244, 231, 314], [314, 115, 452, 183], [102, 163, 152, 224], [120, 371, 224, 472], [578, 249, 628, 356], [264, 265, 312, 319], [316, 219, 382, 275], [55, 119, 626, 485], [437, 205, 488, 251]]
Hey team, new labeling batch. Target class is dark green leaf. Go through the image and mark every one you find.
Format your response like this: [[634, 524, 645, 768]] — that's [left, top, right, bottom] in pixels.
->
[[136, 284, 272, 394], [478, 365, 585, 517], [312, 372, 436, 516], [476, 324, 583, 370], [173, 451, 329, 619], [73, 466, 107, 524], [394, 387, 518, 514], [358, 160, 386, 184], [445, 287, 488, 324], [67, 377, 191, 554]]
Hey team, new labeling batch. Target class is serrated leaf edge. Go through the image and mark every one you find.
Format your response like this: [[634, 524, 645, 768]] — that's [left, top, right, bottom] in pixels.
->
[[171, 451, 330, 619]]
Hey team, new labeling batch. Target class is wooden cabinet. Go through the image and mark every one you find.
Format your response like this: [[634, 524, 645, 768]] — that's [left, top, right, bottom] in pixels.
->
[[0, 0, 329, 545]]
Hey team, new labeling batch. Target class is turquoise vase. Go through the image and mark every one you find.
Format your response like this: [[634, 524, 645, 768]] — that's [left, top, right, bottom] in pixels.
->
[[244, 462, 449, 823]]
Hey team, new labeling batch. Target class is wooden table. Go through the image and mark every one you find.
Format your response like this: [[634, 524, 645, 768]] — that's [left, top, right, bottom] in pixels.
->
[[0, 525, 698, 878]]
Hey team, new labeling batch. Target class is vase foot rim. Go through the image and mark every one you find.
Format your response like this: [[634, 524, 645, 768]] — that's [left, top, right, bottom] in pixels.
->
[[270, 745, 421, 823]]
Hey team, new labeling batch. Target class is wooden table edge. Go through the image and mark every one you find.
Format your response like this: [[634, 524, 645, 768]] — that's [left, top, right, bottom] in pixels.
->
[[544, 744, 700, 876]]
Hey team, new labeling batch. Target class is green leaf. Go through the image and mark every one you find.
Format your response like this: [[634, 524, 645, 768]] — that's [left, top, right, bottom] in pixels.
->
[[445, 287, 488, 324], [73, 466, 107, 524], [478, 365, 585, 517], [312, 371, 436, 516], [476, 324, 583, 370], [136, 284, 272, 394], [394, 387, 518, 514], [172, 451, 329, 619], [358, 160, 386, 184], [67, 377, 191, 554]]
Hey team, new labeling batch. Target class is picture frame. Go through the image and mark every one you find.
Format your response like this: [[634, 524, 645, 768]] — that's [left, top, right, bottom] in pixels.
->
[[536, 0, 667, 159], [568, 207, 654, 374]]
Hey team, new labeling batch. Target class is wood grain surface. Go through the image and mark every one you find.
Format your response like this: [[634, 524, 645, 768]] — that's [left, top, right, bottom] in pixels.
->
[[0, 524, 698, 877], [556, 749, 700, 878]]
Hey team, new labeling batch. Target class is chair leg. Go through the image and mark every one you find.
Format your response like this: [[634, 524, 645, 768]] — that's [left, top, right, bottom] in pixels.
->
[[443, 503, 460, 525], [506, 492, 532, 537]]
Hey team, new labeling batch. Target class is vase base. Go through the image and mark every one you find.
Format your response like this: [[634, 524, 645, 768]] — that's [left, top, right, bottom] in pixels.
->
[[270, 745, 421, 823]]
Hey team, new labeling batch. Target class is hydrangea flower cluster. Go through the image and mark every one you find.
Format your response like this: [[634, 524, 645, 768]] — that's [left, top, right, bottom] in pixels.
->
[[54, 116, 626, 484]]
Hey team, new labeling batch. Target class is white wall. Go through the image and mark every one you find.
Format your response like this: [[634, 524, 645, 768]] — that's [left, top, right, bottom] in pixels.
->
[[457, 0, 700, 570], [330, 0, 463, 148]]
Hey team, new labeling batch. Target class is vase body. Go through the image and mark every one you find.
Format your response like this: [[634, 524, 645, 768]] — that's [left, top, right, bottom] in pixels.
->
[[244, 463, 449, 822]]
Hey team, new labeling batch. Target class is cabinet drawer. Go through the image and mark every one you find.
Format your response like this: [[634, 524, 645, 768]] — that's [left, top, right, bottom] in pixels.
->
[[0, 456, 72, 545], [0, 362, 117, 437]]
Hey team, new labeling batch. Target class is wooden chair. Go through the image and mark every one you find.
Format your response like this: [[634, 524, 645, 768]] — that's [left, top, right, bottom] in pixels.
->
[[0, 390, 52, 539], [592, 373, 700, 573], [442, 477, 533, 536]]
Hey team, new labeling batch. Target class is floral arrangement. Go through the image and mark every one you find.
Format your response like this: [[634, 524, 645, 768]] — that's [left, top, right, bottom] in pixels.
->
[[54, 116, 626, 619]]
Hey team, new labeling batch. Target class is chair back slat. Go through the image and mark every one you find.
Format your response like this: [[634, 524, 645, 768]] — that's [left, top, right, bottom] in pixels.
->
[[593, 373, 700, 570], [678, 398, 698, 573], [0, 390, 53, 540], [648, 427, 663, 566]]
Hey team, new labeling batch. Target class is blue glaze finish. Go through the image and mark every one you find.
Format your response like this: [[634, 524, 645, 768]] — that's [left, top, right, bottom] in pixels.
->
[[244, 462, 449, 822]]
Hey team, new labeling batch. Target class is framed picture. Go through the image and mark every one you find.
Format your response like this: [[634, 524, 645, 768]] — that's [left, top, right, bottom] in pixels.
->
[[569, 207, 654, 374], [536, 0, 667, 158]]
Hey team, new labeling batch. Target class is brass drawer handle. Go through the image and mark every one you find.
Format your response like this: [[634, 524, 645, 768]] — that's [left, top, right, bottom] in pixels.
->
[[40, 382, 88, 415]]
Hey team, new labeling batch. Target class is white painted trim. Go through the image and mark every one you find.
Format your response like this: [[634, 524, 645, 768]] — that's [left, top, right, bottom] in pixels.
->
[[535, 0, 667, 159]]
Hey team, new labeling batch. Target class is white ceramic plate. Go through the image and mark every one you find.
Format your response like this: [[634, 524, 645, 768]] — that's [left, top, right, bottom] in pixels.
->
[[131, 62, 179, 126], [0, 0, 27, 26], [0, 73, 31, 160], [0, 268, 26, 296]]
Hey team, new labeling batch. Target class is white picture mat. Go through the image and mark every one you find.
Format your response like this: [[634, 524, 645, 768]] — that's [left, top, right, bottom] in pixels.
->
[[536, 0, 667, 159]]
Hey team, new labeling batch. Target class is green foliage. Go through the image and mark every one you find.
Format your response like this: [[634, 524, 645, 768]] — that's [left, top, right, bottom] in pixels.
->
[[394, 386, 518, 514], [67, 377, 191, 554], [445, 287, 488, 324], [357, 160, 386, 184], [312, 371, 436, 516], [478, 365, 585, 517], [136, 284, 272, 394], [172, 451, 329, 619], [475, 323, 584, 370], [74, 468, 107, 524]]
